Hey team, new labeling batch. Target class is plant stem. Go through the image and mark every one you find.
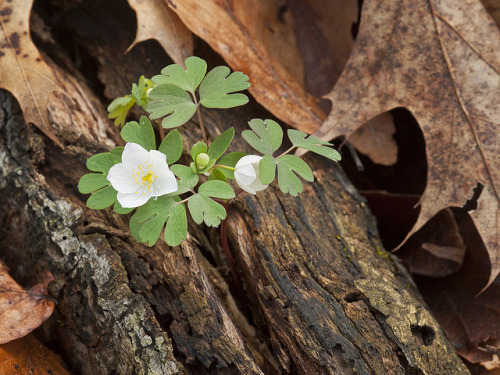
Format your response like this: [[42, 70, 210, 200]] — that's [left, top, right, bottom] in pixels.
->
[[157, 119, 165, 141], [277, 145, 297, 158], [213, 164, 236, 171], [191, 92, 208, 144]]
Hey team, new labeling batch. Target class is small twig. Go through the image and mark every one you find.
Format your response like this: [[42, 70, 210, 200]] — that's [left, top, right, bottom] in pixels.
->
[[195, 104, 208, 144], [277, 145, 296, 159]]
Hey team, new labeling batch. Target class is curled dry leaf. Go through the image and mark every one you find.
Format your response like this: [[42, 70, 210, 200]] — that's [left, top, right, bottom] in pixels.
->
[[398, 209, 467, 277], [0, 262, 55, 344], [0, 0, 63, 148], [127, 0, 193, 65], [167, 0, 325, 133], [315, 0, 500, 289], [0, 333, 69, 374]]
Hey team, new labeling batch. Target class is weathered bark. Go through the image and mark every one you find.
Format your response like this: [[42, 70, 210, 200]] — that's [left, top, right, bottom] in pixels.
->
[[0, 1, 469, 374]]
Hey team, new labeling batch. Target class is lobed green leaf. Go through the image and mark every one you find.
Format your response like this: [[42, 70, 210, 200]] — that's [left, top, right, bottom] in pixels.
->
[[159, 129, 183, 165], [113, 201, 134, 215], [121, 116, 156, 151], [107, 96, 135, 127], [276, 155, 314, 197], [199, 66, 250, 109], [86, 151, 120, 174], [242, 119, 283, 155], [152, 56, 207, 94], [147, 84, 197, 128], [288, 129, 341, 162], [170, 164, 199, 194], [188, 194, 227, 227], [208, 168, 228, 183], [198, 180, 235, 200]]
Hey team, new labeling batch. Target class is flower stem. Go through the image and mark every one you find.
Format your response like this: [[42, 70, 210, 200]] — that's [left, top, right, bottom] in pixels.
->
[[213, 164, 236, 171]]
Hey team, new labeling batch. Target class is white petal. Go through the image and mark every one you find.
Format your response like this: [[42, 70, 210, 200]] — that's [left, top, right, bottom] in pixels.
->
[[107, 163, 137, 193], [234, 163, 256, 186], [235, 155, 262, 168], [122, 143, 150, 168], [117, 189, 152, 208], [149, 150, 167, 166], [153, 169, 178, 196]]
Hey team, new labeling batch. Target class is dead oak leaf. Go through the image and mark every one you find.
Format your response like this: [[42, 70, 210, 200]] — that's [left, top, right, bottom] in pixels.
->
[[315, 0, 500, 289], [0, 262, 55, 345], [126, 0, 193, 65], [167, 0, 325, 133], [0, 0, 63, 148]]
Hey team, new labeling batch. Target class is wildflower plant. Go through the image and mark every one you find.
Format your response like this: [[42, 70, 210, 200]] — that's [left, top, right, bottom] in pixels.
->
[[78, 56, 341, 247]]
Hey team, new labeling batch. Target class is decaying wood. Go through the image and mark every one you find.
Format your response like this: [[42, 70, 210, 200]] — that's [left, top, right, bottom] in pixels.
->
[[0, 1, 469, 374]]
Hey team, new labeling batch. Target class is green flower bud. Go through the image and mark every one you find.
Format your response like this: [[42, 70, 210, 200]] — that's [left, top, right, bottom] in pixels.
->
[[196, 153, 210, 169]]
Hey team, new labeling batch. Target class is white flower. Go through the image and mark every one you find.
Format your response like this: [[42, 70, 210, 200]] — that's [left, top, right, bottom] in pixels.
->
[[234, 155, 268, 195], [107, 143, 178, 208]]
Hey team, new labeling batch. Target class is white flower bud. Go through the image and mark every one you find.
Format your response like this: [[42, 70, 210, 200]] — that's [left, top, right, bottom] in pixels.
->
[[234, 155, 268, 195]]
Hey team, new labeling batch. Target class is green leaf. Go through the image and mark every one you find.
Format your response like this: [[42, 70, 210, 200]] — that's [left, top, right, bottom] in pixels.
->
[[288, 130, 341, 162], [159, 129, 183, 165], [217, 152, 247, 179], [187, 180, 234, 227], [207, 127, 234, 161], [208, 168, 228, 183], [170, 164, 199, 194], [276, 155, 314, 197], [130, 196, 186, 246], [113, 201, 134, 215], [259, 155, 277, 185], [110, 146, 124, 160], [86, 185, 117, 210], [199, 66, 250, 108], [242, 119, 283, 155], [190, 142, 208, 161], [120, 116, 156, 151], [147, 84, 197, 128], [152, 56, 207, 94], [131, 76, 153, 110], [188, 195, 226, 227], [78, 173, 109, 194], [164, 203, 187, 247], [198, 180, 235, 200], [107, 96, 135, 127], [87, 152, 119, 173]]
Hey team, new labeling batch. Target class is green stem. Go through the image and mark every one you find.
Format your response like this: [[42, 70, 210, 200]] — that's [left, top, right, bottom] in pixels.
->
[[213, 164, 236, 171], [277, 145, 297, 158]]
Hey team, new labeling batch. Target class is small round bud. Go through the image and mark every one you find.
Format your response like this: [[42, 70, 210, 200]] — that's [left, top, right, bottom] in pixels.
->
[[196, 153, 210, 168]]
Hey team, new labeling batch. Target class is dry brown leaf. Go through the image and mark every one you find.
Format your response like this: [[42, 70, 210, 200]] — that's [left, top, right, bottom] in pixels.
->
[[0, 262, 55, 344], [314, 0, 500, 289], [0, 0, 63, 148], [0, 333, 69, 374], [127, 0, 193, 65], [348, 112, 398, 166], [167, 0, 325, 133], [416, 213, 500, 369]]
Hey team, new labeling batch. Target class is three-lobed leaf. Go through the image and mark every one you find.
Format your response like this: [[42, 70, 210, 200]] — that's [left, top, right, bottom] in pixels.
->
[[288, 130, 341, 162], [259, 155, 277, 185], [130, 196, 187, 247], [152, 56, 207, 94], [276, 155, 314, 197], [199, 66, 250, 108], [242, 119, 283, 155], [147, 84, 197, 128], [187, 180, 235, 227], [170, 164, 199, 194], [121, 116, 156, 151]]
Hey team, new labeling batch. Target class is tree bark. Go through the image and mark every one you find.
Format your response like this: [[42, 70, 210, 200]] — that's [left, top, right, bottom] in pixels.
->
[[0, 1, 469, 374]]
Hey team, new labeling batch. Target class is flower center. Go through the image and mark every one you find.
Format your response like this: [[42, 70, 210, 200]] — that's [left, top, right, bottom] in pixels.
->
[[142, 173, 154, 184], [132, 161, 159, 194]]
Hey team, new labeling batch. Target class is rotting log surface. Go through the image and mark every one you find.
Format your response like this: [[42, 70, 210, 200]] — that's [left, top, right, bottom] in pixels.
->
[[0, 1, 469, 374]]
